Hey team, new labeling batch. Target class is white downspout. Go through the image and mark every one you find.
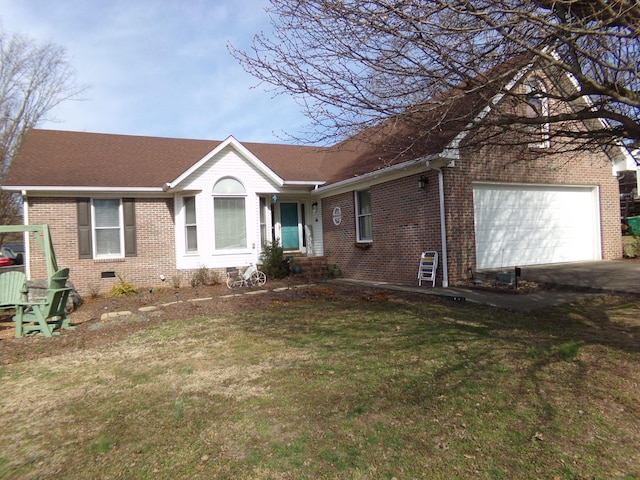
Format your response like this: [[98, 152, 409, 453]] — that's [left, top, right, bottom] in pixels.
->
[[425, 167, 449, 288], [436, 168, 449, 288]]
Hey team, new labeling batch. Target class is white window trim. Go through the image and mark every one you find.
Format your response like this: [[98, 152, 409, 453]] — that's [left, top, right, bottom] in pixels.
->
[[91, 198, 124, 259], [355, 189, 373, 243], [184, 195, 198, 254], [212, 177, 249, 252]]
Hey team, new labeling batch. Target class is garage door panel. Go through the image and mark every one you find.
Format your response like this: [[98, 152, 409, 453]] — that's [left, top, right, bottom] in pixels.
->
[[473, 184, 600, 269]]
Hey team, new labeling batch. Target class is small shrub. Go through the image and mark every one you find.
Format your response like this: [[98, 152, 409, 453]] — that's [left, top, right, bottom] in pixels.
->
[[107, 274, 139, 297], [190, 265, 220, 287], [208, 270, 221, 285], [171, 275, 182, 289], [260, 239, 288, 279], [87, 283, 101, 299]]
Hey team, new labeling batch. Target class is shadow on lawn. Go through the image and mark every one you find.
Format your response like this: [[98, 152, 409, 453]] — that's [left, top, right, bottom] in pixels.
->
[[232, 289, 640, 399], [235, 290, 640, 356], [227, 291, 640, 455]]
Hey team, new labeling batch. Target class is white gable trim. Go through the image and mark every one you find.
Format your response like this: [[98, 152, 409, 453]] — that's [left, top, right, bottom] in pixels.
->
[[163, 135, 284, 191]]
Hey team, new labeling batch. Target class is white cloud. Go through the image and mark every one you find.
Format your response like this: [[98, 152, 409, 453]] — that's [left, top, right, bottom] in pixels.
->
[[0, 0, 312, 143]]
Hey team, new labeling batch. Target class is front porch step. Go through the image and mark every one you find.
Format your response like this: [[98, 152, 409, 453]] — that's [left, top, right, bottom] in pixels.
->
[[286, 256, 330, 281]]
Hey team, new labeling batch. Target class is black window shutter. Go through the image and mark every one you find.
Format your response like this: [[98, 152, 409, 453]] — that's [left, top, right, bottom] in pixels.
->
[[77, 198, 92, 259], [123, 198, 137, 257]]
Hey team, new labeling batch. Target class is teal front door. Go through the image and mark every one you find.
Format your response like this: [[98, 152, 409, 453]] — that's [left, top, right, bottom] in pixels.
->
[[280, 203, 299, 250]]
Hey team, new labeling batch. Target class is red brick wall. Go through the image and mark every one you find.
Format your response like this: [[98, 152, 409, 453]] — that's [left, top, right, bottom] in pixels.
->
[[442, 144, 621, 284], [321, 146, 621, 287], [26, 197, 177, 296], [321, 172, 443, 285]]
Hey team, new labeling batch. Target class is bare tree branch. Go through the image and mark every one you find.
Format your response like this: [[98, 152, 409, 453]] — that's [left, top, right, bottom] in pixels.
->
[[230, 0, 639, 155], [0, 26, 86, 228]]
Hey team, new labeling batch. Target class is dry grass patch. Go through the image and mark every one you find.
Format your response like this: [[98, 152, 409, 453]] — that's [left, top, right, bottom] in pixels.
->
[[0, 286, 639, 479]]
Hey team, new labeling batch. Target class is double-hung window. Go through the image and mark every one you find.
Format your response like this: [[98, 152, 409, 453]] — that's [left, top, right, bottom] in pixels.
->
[[77, 198, 136, 259], [93, 199, 123, 257], [355, 189, 372, 242], [184, 196, 198, 253], [213, 177, 247, 250]]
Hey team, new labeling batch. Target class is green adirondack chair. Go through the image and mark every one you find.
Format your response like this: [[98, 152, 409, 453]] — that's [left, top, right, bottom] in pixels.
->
[[0, 271, 27, 309], [13, 268, 74, 338]]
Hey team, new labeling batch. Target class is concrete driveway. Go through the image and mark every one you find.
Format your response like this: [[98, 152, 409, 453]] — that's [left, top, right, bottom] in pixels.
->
[[517, 260, 640, 295], [334, 259, 640, 312]]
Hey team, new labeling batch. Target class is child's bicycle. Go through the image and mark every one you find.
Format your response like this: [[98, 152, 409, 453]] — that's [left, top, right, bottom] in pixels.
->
[[226, 263, 267, 289]]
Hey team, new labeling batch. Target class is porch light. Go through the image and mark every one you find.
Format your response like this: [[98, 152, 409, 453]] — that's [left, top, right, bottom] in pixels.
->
[[418, 175, 428, 189], [312, 202, 318, 214]]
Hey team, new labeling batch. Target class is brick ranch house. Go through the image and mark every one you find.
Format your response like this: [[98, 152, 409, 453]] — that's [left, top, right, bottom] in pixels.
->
[[2, 65, 632, 296]]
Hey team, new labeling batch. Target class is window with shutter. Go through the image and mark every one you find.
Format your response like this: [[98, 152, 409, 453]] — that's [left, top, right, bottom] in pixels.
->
[[76, 198, 136, 259]]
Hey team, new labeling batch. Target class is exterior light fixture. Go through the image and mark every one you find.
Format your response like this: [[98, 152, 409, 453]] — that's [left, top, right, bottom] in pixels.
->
[[312, 202, 318, 214], [418, 175, 428, 189]]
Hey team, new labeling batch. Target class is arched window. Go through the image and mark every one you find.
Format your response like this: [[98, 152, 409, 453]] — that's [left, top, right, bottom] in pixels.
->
[[212, 177, 247, 250], [524, 78, 550, 148], [213, 177, 246, 195]]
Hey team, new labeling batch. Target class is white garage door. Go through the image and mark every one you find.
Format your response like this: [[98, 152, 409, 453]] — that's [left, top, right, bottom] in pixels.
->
[[473, 183, 601, 270]]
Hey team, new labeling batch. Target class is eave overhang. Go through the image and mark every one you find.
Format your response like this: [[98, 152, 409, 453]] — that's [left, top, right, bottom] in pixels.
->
[[313, 153, 442, 197], [2, 185, 169, 197]]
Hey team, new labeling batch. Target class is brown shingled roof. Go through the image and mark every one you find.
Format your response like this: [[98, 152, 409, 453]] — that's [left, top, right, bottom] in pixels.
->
[[4, 130, 329, 188], [241, 141, 329, 182], [5, 130, 220, 188]]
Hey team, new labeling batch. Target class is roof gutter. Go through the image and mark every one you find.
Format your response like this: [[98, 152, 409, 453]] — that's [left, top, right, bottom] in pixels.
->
[[282, 180, 326, 187], [314, 154, 441, 196], [0, 185, 166, 197], [2, 185, 165, 193]]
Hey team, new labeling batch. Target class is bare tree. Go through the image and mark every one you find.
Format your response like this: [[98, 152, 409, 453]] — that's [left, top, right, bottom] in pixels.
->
[[0, 26, 85, 227], [231, 0, 639, 154]]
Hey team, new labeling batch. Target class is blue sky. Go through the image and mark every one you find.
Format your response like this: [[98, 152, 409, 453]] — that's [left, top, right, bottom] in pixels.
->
[[0, 0, 311, 143]]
